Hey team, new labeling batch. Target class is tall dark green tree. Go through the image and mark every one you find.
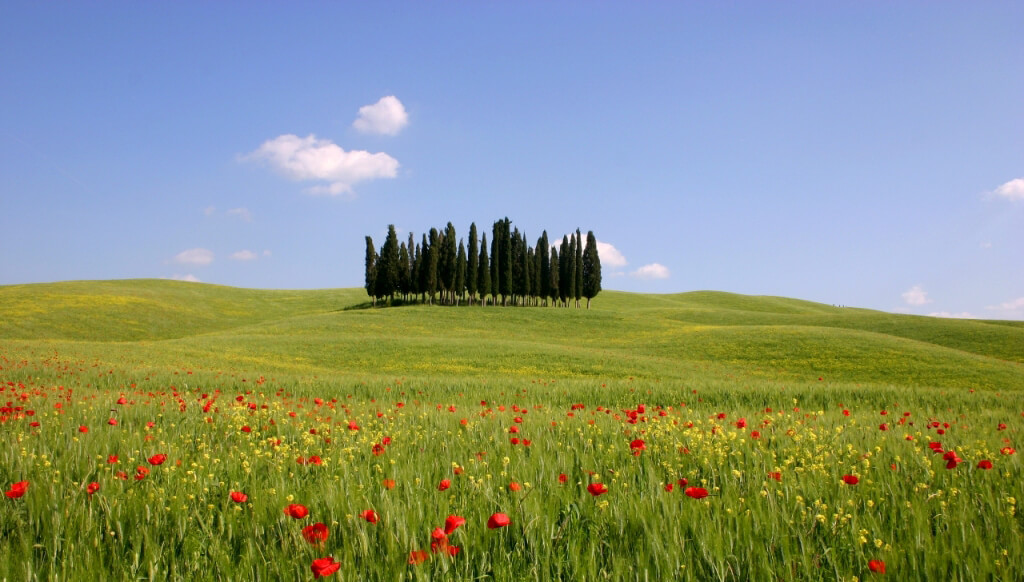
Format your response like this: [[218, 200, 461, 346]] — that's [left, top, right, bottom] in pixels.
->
[[375, 225, 400, 304], [558, 235, 571, 306], [549, 246, 560, 307], [455, 240, 467, 305], [582, 230, 602, 309], [538, 232, 550, 305], [439, 222, 458, 304], [531, 244, 542, 307], [574, 229, 584, 308], [492, 218, 512, 305], [364, 236, 378, 306], [426, 228, 440, 305], [398, 242, 411, 301], [417, 234, 429, 303], [478, 233, 491, 306], [511, 228, 524, 304], [467, 223, 479, 305]]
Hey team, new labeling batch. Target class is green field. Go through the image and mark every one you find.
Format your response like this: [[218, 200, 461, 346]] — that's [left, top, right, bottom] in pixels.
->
[[1, 280, 1021, 581]]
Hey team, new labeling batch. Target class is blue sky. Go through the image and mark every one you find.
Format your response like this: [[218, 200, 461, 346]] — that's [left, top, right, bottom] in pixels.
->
[[1, 2, 1021, 319]]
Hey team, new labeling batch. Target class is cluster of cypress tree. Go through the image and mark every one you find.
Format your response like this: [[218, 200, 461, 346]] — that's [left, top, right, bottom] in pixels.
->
[[364, 218, 601, 308]]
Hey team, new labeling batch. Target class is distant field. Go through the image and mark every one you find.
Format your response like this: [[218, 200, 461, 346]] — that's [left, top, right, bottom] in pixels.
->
[[1, 279, 1021, 390], [1, 280, 1021, 581]]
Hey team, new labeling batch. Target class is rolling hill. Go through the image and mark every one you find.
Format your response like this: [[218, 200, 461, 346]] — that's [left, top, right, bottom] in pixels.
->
[[1, 279, 1021, 390]]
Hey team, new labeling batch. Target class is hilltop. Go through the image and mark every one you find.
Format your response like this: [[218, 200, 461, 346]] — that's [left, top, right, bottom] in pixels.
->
[[1, 279, 1021, 390]]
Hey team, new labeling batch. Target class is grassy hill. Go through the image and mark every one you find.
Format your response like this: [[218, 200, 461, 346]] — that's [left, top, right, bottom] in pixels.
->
[[1, 279, 1021, 390]]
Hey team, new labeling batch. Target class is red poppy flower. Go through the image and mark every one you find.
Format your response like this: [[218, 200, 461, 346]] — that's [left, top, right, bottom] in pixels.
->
[[5, 481, 29, 499], [86, 482, 100, 495], [735, 417, 747, 429], [311, 556, 341, 578], [842, 475, 859, 485], [509, 482, 522, 492], [677, 478, 689, 487], [587, 483, 608, 496], [750, 430, 761, 439], [79, 425, 88, 433], [630, 439, 646, 455], [977, 460, 993, 470], [284, 504, 309, 519], [664, 483, 674, 492], [438, 479, 451, 491], [107, 455, 118, 464], [558, 473, 568, 484], [1001, 447, 1016, 455], [408, 550, 429, 565], [868, 559, 886, 573], [303, 523, 329, 544], [487, 513, 511, 529], [347, 420, 359, 430], [134, 467, 149, 481], [360, 509, 379, 524], [768, 472, 782, 482], [230, 491, 248, 503], [444, 515, 466, 535], [372, 443, 386, 456], [148, 454, 167, 466], [684, 487, 708, 499], [382, 479, 396, 490], [107, 418, 118, 426]]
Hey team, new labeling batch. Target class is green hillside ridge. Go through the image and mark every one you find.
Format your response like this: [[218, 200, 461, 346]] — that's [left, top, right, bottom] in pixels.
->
[[1, 279, 1021, 390]]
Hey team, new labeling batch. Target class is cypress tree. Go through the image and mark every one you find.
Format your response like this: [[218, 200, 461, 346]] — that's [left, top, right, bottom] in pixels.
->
[[426, 228, 440, 305], [364, 236, 377, 307], [411, 241, 422, 300], [582, 230, 602, 309], [536, 242, 544, 307], [525, 245, 534, 306], [440, 222, 457, 304], [500, 219, 512, 305], [407, 233, 417, 299], [418, 234, 429, 303], [549, 246, 560, 307], [558, 235, 570, 306], [376, 225, 400, 304], [467, 223, 479, 305], [479, 233, 491, 306], [538, 232, 550, 305], [489, 231, 498, 306], [511, 228, 523, 304], [574, 229, 584, 308], [398, 242, 411, 302], [455, 240, 467, 305]]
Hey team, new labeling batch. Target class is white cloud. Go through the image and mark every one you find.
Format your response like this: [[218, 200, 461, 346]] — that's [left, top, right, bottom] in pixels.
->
[[631, 263, 670, 280], [230, 250, 258, 261], [227, 207, 252, 221], [993, 178, 1024, 201], [353, 96, 408, 136], [173, 248, 214, 266], [169, 274, 201, 283], [927, 311, 974, 319], [244, 134, 399, 196], [262, 249, 272, 257], [901, 285, 932, 306], [596, 241, 628, 268], [986, 297, 1024, 319]]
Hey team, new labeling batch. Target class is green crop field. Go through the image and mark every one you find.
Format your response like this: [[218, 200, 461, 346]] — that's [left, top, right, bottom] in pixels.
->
[[1, 280, 1022, 581]]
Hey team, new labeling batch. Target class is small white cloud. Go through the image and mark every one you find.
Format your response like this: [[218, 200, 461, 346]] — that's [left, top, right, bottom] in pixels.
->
[[230, 250, 258, 261], [169, 274, 201, 283], [173, 248, 214, 266], [203, 206, 216, 217], [993, 178, 1024, 201], [927, 311, 974, 319], [227, 207, 252, 222], [243, 134, 399, 196], [596, 241, 628, 268], [262, 249, 272, 257], [353, 96, 408, 136], [631, 263, 670, 280], [901, 285, 932, 306], [986, 297, 1024, 319]]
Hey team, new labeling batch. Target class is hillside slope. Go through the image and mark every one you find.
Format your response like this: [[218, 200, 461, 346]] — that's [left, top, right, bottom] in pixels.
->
[[1, 280, 1021, 390]]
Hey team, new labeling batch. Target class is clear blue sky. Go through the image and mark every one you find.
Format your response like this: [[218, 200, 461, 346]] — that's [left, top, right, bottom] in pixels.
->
[[2, 2, 1021, 319]]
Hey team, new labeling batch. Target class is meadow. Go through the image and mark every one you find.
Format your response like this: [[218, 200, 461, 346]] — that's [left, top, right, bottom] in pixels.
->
[[1, 280, 1022, 581]]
